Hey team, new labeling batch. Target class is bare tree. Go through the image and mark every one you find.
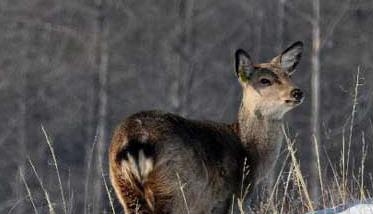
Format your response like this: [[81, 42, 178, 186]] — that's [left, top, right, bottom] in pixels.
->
[[92, 0, 110, 212], [15, 23, 30, 214], [277, 0, 287, 52], [310, 0, 321, 203]]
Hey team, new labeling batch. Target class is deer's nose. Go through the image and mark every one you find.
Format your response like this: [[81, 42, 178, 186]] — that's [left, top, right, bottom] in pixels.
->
[[291, 89, 303, 101]]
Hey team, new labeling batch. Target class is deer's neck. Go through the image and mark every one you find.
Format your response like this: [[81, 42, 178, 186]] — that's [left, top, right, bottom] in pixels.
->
[[237, 104, 284, 182]]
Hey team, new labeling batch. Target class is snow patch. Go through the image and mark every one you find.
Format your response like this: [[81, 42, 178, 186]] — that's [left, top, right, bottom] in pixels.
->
[[338, 204, 373, 214]]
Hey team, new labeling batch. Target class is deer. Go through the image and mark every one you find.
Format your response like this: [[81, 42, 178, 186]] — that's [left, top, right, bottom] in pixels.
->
[[109, 41, 304, 214]]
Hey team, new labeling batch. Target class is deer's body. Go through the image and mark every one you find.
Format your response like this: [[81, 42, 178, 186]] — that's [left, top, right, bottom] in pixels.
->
[[110, 111, 249, 213], [109, 42, 304, 213]]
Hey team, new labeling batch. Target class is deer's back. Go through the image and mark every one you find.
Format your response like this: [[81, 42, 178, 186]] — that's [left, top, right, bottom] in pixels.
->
[[109, 110, 249, 213]]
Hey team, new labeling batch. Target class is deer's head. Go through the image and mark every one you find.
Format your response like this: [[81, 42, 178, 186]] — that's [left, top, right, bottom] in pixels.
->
[[235, 41, 304, 119]]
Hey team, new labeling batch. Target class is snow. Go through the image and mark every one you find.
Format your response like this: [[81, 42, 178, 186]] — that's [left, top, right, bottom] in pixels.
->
[[338, 204, 373, 214], [308, 203, 373, 214]]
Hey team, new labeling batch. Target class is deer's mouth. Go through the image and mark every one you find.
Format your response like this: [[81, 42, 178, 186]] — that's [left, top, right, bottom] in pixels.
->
[[285, 99, 302, 105]]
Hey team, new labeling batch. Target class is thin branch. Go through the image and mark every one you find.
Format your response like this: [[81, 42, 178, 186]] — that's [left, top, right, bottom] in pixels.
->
[[0, 13, 88, 45], [176, 173, 190, 214], [283, 127, 314, 211], [101, 169, 116, 214], [285, 3, 314, 24], [20, 169, 39, 214], [41, 125, 67, 214], [28, 158, 55, 214], [313, 135, 325, 208], [321, 0, 351, 48], [83, 134, 98, 214], [346, 67, 362, 189]]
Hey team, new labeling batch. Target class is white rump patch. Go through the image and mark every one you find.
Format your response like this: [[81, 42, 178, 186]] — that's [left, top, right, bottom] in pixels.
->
[[121, 150, 154, 183]]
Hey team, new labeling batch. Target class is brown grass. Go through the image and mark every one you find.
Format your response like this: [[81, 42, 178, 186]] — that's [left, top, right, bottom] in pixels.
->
[[20, 70, 371, 213]]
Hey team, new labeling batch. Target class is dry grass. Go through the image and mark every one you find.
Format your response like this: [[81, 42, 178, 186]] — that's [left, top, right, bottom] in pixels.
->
[[19, 167, 38, 214], [232, 128, 371, 214], [21, 118, 371, 213], [18, 70, 371, 213], [41, 125, 67, 214], [20, 125, 372, 213], [176, 172, 190, 214], [28, 158, 56, 214], [101, 168, 116, 214], [20, 119, 372, 213], [231, 68, 372, 214]]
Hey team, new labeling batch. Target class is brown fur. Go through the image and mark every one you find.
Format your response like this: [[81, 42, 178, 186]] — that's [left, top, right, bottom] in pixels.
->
[[109, 42, 304, 213]]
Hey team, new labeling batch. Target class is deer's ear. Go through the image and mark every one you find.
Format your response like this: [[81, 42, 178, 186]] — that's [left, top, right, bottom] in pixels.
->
[[272, 41, 303, 73], [235, 49, 254, 82]]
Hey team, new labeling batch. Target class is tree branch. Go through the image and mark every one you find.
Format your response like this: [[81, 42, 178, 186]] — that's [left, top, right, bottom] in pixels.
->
[[0, 13, 88, 46], [285, 3, 314, 24], [321, 0, 351, 48]]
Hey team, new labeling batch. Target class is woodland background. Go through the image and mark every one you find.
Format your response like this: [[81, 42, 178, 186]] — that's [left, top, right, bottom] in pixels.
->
[[1, 0, 373, 213]]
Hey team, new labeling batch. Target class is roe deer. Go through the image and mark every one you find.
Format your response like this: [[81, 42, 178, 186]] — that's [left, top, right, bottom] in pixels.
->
[[109, 41, 304, 214]]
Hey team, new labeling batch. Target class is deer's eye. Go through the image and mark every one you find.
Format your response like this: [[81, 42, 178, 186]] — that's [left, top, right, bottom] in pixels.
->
[[260, 78, 272, 86]]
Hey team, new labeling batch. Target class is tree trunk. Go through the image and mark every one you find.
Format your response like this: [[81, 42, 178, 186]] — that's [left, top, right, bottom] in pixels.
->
[[92, 0, 109, 212], [14, 24, 29, 214], [311, 0, 321, 205], [172, 0, 195, 116], [277, 0, 286, 52]]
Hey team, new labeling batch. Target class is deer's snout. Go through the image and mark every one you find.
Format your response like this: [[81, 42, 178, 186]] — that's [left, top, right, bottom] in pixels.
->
[[291, 88, 303, 101]]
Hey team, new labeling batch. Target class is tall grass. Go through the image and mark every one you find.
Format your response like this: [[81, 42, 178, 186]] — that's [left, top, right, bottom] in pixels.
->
[[20, 119, 371, 214], [20, 118, 371, 213], [19, 167, 38, 214], [18, 70, 371, 213], [233, 127, 371, 213], [20, 127, 116, 214], [28, 158, 56, 214], [20, 125, 371, 213], [41, 125, 67, 214]]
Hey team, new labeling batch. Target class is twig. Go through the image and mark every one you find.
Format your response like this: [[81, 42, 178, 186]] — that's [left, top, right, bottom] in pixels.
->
[[19, 168, 39, 214], [360, 132, 367, 202], [101, 169, 116, 214], [346, 67, 362, 197], [84, 134, 98, 214], [41, 125, 67, 214], [280, 164, 294, 214], [264, 152, 290, 214], [313, 134, 325, 208], [28, 158, 55, 214], [320, 0, 351, 48], [283, 127, 314, 211], [176, 173, 190, 214]]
